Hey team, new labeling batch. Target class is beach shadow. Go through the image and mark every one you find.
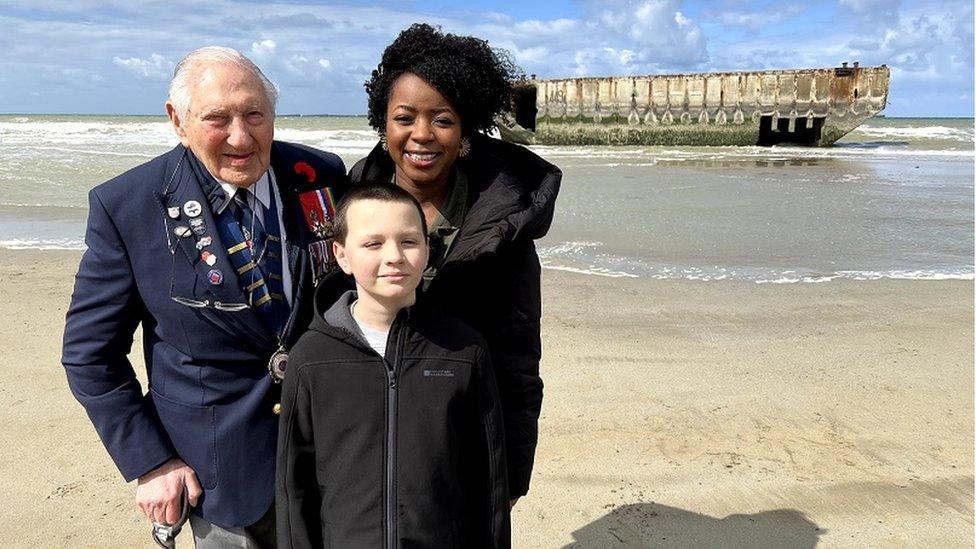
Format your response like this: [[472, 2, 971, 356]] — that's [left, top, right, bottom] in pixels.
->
[[564, 502, 823, 548]]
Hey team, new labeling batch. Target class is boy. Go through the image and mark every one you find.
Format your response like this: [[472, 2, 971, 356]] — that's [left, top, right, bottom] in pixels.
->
[[276, 183, 510, 548]]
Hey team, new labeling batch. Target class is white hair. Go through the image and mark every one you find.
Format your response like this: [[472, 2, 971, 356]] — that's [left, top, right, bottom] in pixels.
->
[[168, 46, 279, 117]]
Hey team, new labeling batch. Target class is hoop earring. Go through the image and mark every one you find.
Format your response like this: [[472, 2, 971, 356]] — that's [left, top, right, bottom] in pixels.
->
[[379, 133, 388, 151], [459, 137, 471, 158]]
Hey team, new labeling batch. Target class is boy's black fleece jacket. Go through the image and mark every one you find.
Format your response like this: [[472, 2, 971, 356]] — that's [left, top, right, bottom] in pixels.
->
[[276, 291, 511, 548], [350, 133, 562, 499]]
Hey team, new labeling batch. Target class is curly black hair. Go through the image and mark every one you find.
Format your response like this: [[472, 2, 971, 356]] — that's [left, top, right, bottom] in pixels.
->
[[365, 23, 523, 135]]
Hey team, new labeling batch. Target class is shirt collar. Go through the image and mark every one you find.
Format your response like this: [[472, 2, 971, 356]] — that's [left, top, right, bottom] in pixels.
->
[[214, 171, 273, 214]]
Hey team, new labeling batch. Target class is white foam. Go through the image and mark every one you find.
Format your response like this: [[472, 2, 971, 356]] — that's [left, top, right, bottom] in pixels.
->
[[0, 201, 88, 209], [0, 238, 86, 250], [600, 162, 659, 167], [854, 125, 974, 141], [274, 128, 377, 142], [541, 263, 639, 278], [838, 269, 975, 281], [19, 145, 160, 158], [537, 240, 605, 256], [539, 240, 973, 283], [756, 269, 974, 283], [0, 120, 177, 147], [531, 143, 974, 162]]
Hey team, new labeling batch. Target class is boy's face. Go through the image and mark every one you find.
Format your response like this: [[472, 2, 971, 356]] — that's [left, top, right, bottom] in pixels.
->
[[333, 198, 428, 311]]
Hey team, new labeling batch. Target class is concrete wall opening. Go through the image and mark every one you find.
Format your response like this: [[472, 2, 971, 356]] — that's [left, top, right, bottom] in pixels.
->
[[513, 85, 538, 131], [757, 115, 824, 146]]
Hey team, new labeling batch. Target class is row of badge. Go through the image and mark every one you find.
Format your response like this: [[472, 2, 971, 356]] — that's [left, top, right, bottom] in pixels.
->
[[170, 199, 225, 286]]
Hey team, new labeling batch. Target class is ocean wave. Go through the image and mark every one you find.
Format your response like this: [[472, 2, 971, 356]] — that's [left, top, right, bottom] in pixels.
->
[[0, 120, 177, 147], [544, 263, 975, 283], [839, 269, 975, 281], [853, 125, 974, 141], [274, 128, 378, 156], [540, 263, 639, 278], [756, 270, 975, 283], [0, 201, 88, 210], [531, 144, 974, 162], [0, 238, 86, 250], [13, 145, 161, 158], [537, 240, 605, 255], [274, 128, 377, 142], [538, 241, 973, 282], [600, 162, 659, 167]]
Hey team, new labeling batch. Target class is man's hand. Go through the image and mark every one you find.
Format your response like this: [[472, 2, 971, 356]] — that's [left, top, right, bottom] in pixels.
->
[[136, 458, 203, 524]]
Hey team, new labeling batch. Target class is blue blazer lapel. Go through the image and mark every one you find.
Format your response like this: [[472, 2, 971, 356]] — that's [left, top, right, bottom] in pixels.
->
[[274, 162, 310, 344], [153, 146, 277, 349]]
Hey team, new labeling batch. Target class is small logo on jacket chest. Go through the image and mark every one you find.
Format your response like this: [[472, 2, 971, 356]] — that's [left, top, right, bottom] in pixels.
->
[[423, 369, 455, 378]]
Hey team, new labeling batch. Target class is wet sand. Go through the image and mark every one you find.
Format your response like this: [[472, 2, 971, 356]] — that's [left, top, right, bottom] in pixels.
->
[[0, 248, 971, 547]]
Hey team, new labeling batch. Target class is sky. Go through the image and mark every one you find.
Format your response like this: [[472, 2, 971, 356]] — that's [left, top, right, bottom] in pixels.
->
[[1, 0, 972, 117]]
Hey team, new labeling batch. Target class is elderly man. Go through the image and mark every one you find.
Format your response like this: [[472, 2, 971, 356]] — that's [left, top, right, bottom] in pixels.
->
[[62, 46, 346, 547]]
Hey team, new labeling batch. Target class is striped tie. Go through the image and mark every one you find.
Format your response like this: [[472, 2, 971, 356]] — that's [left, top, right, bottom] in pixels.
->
[[232, 187, 289, 334]]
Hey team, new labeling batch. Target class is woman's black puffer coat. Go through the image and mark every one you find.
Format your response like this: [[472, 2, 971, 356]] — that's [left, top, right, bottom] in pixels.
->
[[350, 133, 561, 497]]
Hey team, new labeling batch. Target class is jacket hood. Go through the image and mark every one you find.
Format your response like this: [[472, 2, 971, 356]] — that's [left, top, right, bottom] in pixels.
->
[[322, 290, 361, 334], [307, 288, 369, 350], [350, 133, 561, 262]]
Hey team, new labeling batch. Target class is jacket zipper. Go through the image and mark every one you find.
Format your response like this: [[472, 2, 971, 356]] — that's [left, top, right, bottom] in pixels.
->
[[384, 320, 405, 549]]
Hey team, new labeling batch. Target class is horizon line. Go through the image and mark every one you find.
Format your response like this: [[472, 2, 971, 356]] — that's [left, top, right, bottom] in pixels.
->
[[1, 113, 973, 119]]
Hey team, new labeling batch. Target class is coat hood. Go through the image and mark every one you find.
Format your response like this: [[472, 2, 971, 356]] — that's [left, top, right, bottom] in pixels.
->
[[307, 288, 368, 350]]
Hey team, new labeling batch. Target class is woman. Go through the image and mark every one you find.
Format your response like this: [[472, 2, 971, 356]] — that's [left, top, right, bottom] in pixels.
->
[[350, 23, 561, 507]]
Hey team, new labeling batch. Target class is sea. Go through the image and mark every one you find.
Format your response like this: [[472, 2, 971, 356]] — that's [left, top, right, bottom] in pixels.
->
[[0, 115, 972, 283]]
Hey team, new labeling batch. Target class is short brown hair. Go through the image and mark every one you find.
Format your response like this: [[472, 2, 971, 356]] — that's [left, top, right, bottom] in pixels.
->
[[333, 183, 427, 244]]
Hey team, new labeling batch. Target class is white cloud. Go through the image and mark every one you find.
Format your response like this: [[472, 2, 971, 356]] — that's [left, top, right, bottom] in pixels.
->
[[839, 0, 901, 25], [511, 18, 578, 35], [112, 53, 173, 81], [0, 0, 970, 116], [844, 6, 974, 74], [510, 46, 549, 65], [475, 0, 708, 79], [251, 39, 277, 57], [604, 47, 636, 66], [707, 3, 807, 30], [586, 0, 707, 65]]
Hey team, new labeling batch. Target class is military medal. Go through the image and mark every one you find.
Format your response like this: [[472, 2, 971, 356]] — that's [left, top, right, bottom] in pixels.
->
[[183, 200, 202, 218], [207, 269, 223, 285], [196, 236, 213, 250], [167, 206, 180, 219], [190, 217, 207, 235], [201, 250, 217, 266], [307, 239, 335, 282], [298, 188, 337, 239], [269, 347, 289, 383], [173, 225, 192, 238]]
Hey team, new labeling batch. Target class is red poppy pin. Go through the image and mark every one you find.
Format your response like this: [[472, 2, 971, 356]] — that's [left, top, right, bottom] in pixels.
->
[[293, 161, 317, 184]]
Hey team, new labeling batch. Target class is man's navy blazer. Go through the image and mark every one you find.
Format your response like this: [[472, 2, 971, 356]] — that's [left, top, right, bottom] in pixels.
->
[[62, 142, 346, 527]]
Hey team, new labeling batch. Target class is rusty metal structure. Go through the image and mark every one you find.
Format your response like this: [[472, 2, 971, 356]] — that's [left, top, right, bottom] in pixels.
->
[[499, 63, 890, 146]]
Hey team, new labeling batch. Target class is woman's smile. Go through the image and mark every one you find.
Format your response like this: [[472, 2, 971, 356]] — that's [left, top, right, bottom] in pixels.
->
[[404, 150, 442, 168]]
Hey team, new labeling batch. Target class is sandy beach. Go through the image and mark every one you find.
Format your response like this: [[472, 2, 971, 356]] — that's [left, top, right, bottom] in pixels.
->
[[1, 248, 971, 548]]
